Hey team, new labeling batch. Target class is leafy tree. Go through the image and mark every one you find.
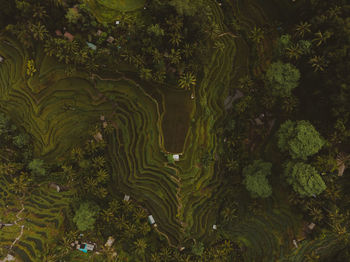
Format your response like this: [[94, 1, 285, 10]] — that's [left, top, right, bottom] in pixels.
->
[[65, 7, 82, 24], [28, 159, 46, 177], [73, 201, 100, 231], [192, 241, 204, 256], [277, 120, 325, 160], [266, 61, 300, 97], [13, 133, 29, 148], [242, 160, 272, 198], [284, 162, 326, 197]]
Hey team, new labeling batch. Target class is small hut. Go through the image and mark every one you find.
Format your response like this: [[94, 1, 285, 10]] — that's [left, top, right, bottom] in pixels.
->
[[64, 32, 74, 41], [148, 215, 157, 227], [86, 42, 97, 51], [49, 183, 60, 192], [55, 30, 63, 36], [123, 194, 130, 202], [105, 236, 115, 247], [94, 132, 103, 142]]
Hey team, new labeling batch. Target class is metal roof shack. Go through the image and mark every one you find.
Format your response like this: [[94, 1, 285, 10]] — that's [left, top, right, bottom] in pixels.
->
[[148, 215, 157, 227]]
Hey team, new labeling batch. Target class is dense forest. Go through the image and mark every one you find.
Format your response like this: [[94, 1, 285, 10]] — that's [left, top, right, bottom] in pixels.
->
[[0, 0, 349, 261]]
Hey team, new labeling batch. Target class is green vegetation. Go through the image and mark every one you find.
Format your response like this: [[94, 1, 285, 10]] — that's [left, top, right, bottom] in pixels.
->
[[242, 160, 272, 198], [0, 0, 349, 261], [284, 161, 326, 197], [73, 202, 100, 231], [266, 61, 300, 97], [277, 120, 325, 160]]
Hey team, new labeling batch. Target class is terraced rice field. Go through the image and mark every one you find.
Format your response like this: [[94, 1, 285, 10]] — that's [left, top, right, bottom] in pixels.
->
[[84, 0, 146, 23], [0, 29, 226, 247], [0, 0, 311, 259], [0, 175, 73, 261]]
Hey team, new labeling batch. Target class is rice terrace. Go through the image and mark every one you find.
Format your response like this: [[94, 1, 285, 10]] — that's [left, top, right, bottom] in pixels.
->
[[0, 0, 349, 261]]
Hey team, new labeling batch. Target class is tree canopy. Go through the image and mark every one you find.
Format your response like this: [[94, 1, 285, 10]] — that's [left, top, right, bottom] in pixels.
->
[[242, 160, 272, 198], [28, 159, 46, 177], [277, 120, 325, 160], [266, 61, 300, 97], [73, 201, 100, 231], [284, 162, 326, 197]]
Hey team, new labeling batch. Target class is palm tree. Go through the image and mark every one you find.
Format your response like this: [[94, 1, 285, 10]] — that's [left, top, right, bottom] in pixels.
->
[[134, 238, 147, 256], [214, 41, 225, 52], [294, 21, 311, 38], [168, 49, 181, 65], [178, 72, 196, 90], [286, 44, 302, 60], [308, 207, 324, 222], [95, 186, 108, 198], [92, 156, 106, 169], [221, 206, 237, 222], [96, 169, 109, 183], [115, 215, 127, 230], [84, 177, 98, 192], [101, 208, 115, 223], [150, 253, 162, 262], [166, 16, 183, 32], [32, 4, 48, 20], [50, 0, 64, 7], [249, 27, 264, 44], [109, 199, 121, 213], [312, 31, 332, 46], [133, 208, 146, 221], [139, 68, 152, 81], [327, 6, 341, 18], [124, 223, 137, 239], [29, 22, 48, 41], [281, 96, 298, 113], [160, 247, 173, 261], [183, 43, 193, 60], [139, 222, 151, 236], [238, 76, 253, 90], [309, 55, 327, 72], [169, 32, 182, 47], [71, 147, 83, 161]]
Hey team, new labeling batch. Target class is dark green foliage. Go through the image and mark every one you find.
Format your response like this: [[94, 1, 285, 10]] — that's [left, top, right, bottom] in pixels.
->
[[191, 241, 204, 256], [73, 201, 100, 231], [284, 162, 326, 197], [242, 160, 272, 198], [13, 133, 29, 148], [266, 61, 300, 97], [0, 113, 9, 135], [169, 0, 203, 16], [28, 159, 46, 177], [277, 120, 325, 160]]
